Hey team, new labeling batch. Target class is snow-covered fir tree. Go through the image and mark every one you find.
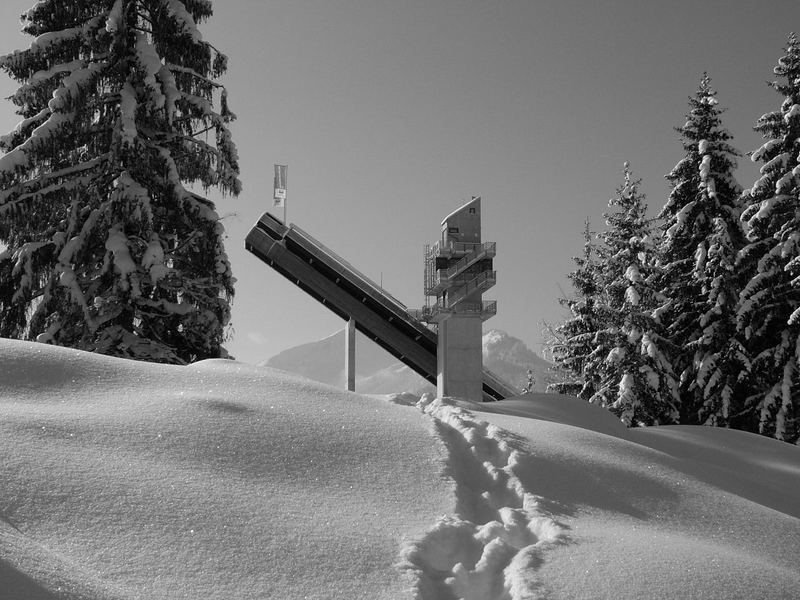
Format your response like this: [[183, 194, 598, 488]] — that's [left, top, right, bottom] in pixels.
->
[[591, 164, 680, 426], [545, 220, 604, 399], [656, 74, 748, 427], [737, 33, 800, 443], [0, 0, 241, 364]]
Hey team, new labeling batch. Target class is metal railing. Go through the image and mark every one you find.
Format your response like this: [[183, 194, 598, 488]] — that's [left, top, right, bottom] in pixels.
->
[[427, 240, 486, 257], [444, 270, 496, 308], [291, 225, 409, 310], [442, 242, 495, 280], [410, 300, 497, 323], [424, 241, 496, 296]]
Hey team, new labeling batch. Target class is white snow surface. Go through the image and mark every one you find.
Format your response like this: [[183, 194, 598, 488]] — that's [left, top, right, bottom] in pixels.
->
[[1, 337, 799, 599]]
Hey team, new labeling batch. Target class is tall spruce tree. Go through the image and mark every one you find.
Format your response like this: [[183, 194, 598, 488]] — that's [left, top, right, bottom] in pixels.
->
[[737, 33, 800, 443], [546, 220, 603, 399], [656, 74, 748, 427], [591, 164, 680, 426], [0, 1, 240, 364]]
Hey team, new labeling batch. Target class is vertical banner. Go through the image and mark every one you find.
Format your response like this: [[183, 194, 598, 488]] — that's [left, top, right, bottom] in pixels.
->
[[273, 164, 287, 207]]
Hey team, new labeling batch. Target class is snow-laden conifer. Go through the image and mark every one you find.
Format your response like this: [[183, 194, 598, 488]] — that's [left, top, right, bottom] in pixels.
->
[[656, 74, 747, 427], [591, 164, 680, 426], [737, 34, 800, 443], [545, 220, 603, 399], [0, 0, 241, 364]]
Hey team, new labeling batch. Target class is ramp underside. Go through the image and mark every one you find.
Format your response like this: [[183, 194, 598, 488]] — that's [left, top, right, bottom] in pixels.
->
[[245, 212, 514, 401]]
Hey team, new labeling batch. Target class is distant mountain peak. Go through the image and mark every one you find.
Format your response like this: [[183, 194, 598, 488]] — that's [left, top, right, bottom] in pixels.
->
[[482, 329, 549, 367]]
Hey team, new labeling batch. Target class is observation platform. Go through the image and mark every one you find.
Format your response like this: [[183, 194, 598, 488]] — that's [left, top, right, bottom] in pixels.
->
[[245, 212, 516, 402]]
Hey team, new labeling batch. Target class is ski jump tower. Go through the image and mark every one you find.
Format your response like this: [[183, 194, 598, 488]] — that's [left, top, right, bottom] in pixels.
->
[[421, 197, 497, 402]]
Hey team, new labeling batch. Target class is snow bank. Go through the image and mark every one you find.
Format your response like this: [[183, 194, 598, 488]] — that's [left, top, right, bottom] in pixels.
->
[[465, 394, 800, 600], [1, 339, 799, 599], [0, 339, 451, 600]]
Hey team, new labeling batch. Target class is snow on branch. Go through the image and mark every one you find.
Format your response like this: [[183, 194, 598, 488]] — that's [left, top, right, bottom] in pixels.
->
[[58, 207, 103, 267], [10, 241, 48, 302], [699, 154, 711, 181], [784, 103, 800, 124], [761, 152, 790, 175], [159, 65, 180, 125], [0, 61, 108, 177], [57, 266, 96, 329], [0, 154, 107, 209], [0, 107, 50, 150], [164, 0, 204, 43], [23, 1, 48, 21], [751, 139, 783, 162], [119, 80, 138, 144], [776, 170, 799, 194], [48, 61, 108, 113], [24, 59, 88, 87], [106, 0, 125, 34], [624, 264, 643, 283], [141, 235, 169, 282], [105, 227, 139, 296], [748, 195, 793, 227], [0, 111, 72, 176], [135, 32, 168, 112], [1, 15, 106, 67], [166, 63, 223, 88], [179, 90, 215, 119], [153, 146, 190, 206], [112, 171, 154, 227]]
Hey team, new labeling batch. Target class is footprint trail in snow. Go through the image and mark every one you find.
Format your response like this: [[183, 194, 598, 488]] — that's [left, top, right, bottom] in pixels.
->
[[397, 394, 567, 600]]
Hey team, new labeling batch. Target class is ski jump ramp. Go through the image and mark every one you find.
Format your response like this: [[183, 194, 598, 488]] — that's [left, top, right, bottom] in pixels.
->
[[245, 212, 517, 401]]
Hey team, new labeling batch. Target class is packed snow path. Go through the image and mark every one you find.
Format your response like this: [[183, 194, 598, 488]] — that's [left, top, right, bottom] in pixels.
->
[[396, 394, 566, 600]]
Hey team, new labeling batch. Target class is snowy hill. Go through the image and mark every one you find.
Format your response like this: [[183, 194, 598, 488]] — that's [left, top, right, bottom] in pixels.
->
[[2, 337, 800, 599], [265, 328, 551, 395]]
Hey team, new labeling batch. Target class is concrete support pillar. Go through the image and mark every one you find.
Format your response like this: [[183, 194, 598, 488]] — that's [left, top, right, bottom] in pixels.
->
[[345, 318, 356, 392], [437, 314, 483, 402]]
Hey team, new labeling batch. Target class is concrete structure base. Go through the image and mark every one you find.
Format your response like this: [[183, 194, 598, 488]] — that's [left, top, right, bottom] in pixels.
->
[[437, 314, 483, 402]]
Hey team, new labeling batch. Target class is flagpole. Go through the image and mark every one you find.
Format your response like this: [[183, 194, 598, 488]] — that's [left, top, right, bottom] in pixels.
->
[[274, 164, 288, 224], [284, 164, 288, 225]]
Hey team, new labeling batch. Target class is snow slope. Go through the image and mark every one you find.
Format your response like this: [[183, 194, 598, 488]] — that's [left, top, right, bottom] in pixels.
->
[[464, 396, 800, 599], [2, 337, 799, 599], [0, 339, 451, 600]]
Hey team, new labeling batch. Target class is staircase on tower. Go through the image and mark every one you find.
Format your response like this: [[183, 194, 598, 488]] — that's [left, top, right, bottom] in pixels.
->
[[416, 196, 497, 402]]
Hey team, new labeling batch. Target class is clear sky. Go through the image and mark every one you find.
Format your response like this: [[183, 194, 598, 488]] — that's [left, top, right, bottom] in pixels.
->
[[0, 1, 797, 364]]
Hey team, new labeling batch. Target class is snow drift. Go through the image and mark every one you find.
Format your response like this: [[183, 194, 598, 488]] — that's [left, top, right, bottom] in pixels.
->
[[1, 337, 799, 599]]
